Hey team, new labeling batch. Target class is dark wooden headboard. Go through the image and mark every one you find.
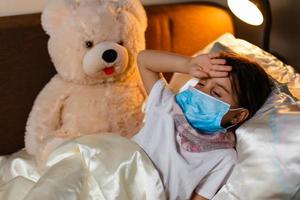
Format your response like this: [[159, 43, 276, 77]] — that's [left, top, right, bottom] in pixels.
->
[[0, 3, 234, 155]]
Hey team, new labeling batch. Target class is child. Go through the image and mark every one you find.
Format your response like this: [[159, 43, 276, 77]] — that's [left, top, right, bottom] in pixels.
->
[[132, 50, 272, 200]]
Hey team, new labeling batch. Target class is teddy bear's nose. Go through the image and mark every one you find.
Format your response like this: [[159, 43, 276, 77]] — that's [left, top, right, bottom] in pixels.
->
[[102, 49, 118, 63]]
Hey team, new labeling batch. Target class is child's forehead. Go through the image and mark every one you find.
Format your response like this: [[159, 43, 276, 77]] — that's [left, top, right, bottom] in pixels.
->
[[201, 77, 232, 87]]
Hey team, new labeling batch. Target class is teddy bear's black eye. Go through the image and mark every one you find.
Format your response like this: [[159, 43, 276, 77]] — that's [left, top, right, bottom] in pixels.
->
[[118, 41, 124, 46], [85, 41, 94, 48]]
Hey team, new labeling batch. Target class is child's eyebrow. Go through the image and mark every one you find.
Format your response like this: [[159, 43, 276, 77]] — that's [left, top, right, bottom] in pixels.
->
[[216, 83, 230, 94]]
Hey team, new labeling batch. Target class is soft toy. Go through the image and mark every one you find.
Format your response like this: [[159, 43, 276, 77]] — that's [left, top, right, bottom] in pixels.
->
[[25, 0, 147, 165]]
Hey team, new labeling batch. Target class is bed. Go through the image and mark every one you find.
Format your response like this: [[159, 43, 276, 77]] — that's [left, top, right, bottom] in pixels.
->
[[1, 1, 300, 200]]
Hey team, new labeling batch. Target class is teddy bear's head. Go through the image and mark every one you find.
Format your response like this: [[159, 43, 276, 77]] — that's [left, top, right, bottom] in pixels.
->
[[42, 0, 147, 84]]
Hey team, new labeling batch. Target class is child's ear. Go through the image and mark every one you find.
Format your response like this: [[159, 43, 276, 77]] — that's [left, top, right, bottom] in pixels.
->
[[41, 0, 80, 35], [231, 109, 249, 125]]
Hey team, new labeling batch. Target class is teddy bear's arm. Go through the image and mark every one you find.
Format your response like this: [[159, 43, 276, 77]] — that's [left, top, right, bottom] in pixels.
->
[[25, 75, 71, 156]]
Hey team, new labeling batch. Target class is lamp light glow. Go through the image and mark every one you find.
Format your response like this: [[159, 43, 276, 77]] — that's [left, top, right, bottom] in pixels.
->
[[228, 0, 264, 26]]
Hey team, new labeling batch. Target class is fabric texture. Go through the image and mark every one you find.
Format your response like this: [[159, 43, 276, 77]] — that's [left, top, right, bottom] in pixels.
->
[[213, 90, 300, 200], [133, 79, 237, 200], [0, 134, 166, 200], [173, 102, 236, 152]]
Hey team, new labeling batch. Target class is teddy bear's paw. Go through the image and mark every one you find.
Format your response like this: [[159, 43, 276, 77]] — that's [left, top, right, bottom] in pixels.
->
[[36, 136, 70, 171]]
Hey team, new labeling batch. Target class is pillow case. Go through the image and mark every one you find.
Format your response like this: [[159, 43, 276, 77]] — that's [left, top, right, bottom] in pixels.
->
[[169, 33, 300, 199], [213, 90, 300, 200]]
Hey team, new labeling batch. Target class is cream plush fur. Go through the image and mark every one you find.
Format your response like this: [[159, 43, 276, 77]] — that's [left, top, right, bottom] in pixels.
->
[[25, 0, 147, 165]]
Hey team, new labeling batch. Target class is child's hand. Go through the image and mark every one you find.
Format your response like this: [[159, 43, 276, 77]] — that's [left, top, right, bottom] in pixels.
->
[[188, 52, 232, 78]]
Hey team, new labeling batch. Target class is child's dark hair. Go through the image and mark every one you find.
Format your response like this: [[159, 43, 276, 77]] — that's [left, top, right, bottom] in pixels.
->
[[220, 52, 273, 118]]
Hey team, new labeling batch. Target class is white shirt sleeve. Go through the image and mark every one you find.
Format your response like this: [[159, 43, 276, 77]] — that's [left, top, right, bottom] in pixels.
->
[[195, 152, 237, 199], [144, 79, 174, 114]]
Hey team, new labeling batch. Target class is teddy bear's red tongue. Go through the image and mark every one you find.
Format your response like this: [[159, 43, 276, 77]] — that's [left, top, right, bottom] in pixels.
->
[[103, 67, 115, 75]]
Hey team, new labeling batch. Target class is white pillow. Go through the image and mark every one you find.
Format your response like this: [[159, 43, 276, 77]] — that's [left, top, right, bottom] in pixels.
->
[[170, 33, 300, 199], [213, 91, 300, 200]]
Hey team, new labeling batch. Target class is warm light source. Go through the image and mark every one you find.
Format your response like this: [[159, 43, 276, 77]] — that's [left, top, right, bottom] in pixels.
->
[[227, 0, 264, 26]]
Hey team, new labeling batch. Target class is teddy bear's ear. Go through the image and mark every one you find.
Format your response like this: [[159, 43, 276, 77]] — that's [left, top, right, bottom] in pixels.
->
[[41, 0, 80, 35], [118, 0, 147, 31]]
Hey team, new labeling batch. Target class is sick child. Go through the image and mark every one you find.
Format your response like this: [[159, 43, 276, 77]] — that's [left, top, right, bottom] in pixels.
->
[[132, 50, 272, 200]]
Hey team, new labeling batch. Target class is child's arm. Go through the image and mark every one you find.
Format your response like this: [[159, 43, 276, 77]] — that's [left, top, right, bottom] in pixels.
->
[[191, 192, 208, 200], [137, 50, 231, 94], [191, 193, 208, 200]]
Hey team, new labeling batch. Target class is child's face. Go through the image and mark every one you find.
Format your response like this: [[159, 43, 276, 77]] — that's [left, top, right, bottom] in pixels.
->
[[195, 77, 239, 108], [194, 77, 239, 108], [194, 76, 245, 127]]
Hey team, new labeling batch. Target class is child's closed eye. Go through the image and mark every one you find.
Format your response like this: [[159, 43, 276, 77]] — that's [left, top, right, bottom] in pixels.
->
[[212, 90, 221, 98], [197, 81, 205, 87]]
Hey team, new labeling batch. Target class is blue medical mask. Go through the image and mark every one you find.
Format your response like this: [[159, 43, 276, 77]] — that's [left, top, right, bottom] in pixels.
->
[[175, 86, 235, 134]]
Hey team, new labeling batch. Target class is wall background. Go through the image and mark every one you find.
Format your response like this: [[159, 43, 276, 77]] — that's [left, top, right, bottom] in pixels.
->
[[0, 0, 47, 17], [270, 0, 300, 70], [0, 0, 299, 71]]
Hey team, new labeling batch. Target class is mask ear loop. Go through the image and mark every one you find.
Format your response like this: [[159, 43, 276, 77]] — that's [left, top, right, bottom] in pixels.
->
[[224, 123, 237, 131], [229, 107, 244, 112], [225, 107, 248, 130], [179, 78, 199, 92]]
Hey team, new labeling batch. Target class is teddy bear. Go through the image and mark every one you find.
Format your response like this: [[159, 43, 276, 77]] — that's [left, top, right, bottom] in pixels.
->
[[25, 0, 147, 165]]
